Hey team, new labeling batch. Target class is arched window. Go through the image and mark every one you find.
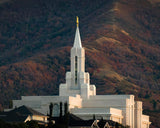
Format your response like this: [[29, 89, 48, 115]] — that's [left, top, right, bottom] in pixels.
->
[[53, 104, 59, 117]]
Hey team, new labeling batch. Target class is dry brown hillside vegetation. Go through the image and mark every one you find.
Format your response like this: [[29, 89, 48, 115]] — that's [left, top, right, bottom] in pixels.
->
[[0, 0, 160, 127]]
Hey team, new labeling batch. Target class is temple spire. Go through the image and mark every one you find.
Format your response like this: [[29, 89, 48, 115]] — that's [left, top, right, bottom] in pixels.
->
[[73, 16, 82, 48]]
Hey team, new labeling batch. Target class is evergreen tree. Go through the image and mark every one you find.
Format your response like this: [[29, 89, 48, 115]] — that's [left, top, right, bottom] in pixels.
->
[[60, 102, 63, 118], [93, 114, 95, 120], [64, 102, 68, 115], [48, 103, 53, 127], [49, 103, 53, 118], [64, 102, 69, 128]]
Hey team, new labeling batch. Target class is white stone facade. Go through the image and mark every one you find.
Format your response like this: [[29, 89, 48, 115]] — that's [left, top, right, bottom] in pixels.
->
[[12, 18, 151, 128]]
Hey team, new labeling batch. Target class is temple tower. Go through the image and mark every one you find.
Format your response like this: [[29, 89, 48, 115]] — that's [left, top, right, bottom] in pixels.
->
[[59, 17, 96, 98], [70, 16, 85, 90]]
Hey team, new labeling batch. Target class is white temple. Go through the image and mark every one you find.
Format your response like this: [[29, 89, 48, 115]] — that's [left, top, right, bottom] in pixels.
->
[[12, 17, 151, 128]]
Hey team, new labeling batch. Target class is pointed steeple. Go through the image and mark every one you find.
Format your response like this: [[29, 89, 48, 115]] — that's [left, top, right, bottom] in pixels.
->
[[73, 16, 82, 48], [59, 16, 96, 98]]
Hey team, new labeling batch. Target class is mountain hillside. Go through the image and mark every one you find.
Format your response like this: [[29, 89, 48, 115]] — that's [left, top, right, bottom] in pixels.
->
[[0, 0, 160, 127]]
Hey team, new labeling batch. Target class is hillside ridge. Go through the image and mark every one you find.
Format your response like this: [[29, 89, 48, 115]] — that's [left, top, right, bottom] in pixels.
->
[[0, 0, 160, 127]]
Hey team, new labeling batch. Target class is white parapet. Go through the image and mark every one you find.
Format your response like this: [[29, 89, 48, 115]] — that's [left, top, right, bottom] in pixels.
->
[[70, 107, 123, 123]]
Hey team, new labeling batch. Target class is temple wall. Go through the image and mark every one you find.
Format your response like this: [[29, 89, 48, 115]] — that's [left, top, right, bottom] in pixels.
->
[[82, 95, 134, 108], [69, 95, 82, 109], [70, 107, 122, 123]]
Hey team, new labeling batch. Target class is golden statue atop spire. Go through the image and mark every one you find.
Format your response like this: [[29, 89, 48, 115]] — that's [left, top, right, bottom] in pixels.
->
[[76, 16, 79, 27]]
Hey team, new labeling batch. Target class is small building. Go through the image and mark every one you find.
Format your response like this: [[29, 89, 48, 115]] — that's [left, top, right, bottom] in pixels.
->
[[0, 105, 48, 125]]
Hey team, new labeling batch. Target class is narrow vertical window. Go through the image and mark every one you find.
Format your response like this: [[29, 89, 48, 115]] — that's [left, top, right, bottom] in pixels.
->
[[75, 56, 78, 85]]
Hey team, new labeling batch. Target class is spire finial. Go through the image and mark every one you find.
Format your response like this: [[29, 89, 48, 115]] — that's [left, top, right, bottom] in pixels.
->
[[76, 16, 79, 27], [73, 16, 82, 48]]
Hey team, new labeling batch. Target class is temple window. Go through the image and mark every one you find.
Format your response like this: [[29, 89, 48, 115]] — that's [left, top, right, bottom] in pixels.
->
[[75, 56, 78, 85]]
